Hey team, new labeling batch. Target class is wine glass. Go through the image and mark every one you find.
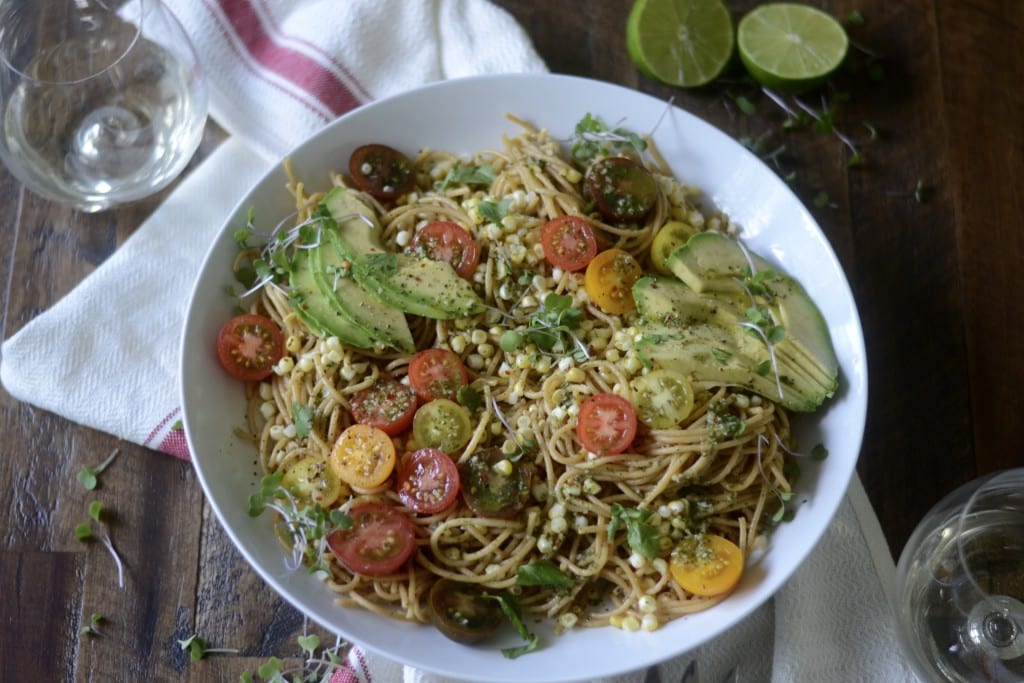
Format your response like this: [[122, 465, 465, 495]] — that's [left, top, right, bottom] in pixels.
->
[[894, 469, 1024, 682], [0, 0, 208, 212]]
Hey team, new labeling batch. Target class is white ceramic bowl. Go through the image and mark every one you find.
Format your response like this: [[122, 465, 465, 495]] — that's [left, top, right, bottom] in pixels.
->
[[181, 73, 867, 683]]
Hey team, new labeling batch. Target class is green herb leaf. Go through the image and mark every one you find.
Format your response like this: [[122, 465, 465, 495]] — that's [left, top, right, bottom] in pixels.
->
[[608, 504, 662, 559], [77, 469, 98, 490], [711, 347, 732, 364], [292, 403, 313, 439], [810, 443, 829, 461], [75, 522, 92, 540], [88, 500, 103, 523], [258, 657, 283, 678], [477, 197, 512, 226], [484, 593, 539, 659], [297, 634, 320, 655], [456, 385, 483, 411], [517, 559, 573, 589], [437, 163, 497, 190]]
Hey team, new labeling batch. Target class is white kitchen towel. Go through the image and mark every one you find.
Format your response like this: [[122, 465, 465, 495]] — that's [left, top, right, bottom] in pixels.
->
[[0, 1, 917, 681], [0, 0, 546, 457]]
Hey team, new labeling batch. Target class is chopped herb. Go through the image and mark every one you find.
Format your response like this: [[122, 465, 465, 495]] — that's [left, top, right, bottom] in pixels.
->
[[477, 197, 512, 226], [292, 403, 313, 439], [80, 612, 104, 637], [608, 504, 662, 559], [810, 443, 829, 461], [517, 559, 573, 590], [846, 9, 865, 26], [456, 385, 483, 412], [437, 163, 497, 190], [711, 347, 733, 364], [483, 592, 539, 659], [526, 293, 588, 361], [77, 501, 125, 588], [570, 113, 647, 161]]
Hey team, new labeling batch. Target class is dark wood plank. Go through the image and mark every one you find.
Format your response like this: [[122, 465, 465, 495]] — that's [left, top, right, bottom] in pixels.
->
[[0, 552, 83, 683]]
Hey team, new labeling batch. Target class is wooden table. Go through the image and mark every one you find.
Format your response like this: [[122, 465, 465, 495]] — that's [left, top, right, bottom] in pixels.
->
[[2, 1, 1020, 680]]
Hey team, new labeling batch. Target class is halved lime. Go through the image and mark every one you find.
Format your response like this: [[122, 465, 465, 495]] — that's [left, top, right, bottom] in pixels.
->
[[737, 3, 849, 93], [626, 0, 734, 88]]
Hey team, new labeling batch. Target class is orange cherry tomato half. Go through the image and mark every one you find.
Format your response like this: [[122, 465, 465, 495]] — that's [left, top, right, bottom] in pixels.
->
[[411, 221, 481, 279], [584, 248, 643, 314], [670, 534, 745, 597], [349, 376, 419, 436], [576, 393, 637, 455], [397, 447, 461, 515], [348, 143, 416, 200], [329, 424, 397, 489], [584, 156, 657, 223], [216, 313, 285, 382], [327, 502, 417, 577], [540, 215, 598, 272], [407, 348, 470, 402]]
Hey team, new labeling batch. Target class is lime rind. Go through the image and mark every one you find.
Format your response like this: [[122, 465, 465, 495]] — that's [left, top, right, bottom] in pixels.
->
[[737, 3, 849, 93], [626, 0, 735, 88]]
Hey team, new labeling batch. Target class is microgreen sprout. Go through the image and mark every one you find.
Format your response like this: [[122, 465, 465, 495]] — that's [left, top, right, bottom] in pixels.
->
[[756, 435, 796, 523], [239, 630, 353, 682], [731, 241, 785, 400], [569, 113, 648, 162], [77, 447, 121, 490], [490, 396, 536, 462], [247, 472, 352, 573], [80, 612, 104, 637], [76, 501, 125, 588], [178, 634, 240, 662]]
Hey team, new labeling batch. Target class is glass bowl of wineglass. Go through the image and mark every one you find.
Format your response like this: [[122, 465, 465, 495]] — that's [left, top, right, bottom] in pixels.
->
[[0, 0, 208, 212], [894, 468, 1024, 682]]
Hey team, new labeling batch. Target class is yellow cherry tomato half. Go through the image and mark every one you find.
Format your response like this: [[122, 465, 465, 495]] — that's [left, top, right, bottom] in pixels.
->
[[670, 534, 744, 597], [584, 248, 643, 314], [329, 424, 396, 489], [649, 221, 696, 276], [281, 455, 345, 507]]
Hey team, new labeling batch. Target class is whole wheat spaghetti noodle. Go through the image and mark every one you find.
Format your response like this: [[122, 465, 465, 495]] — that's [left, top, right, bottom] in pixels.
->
[[235, 115, 800, 637]]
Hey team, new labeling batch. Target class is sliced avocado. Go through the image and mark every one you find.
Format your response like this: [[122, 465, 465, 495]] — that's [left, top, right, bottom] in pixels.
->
[[666, 232, 839, 384], [311, 233, 415, 354], [289, 249, 377, 348], [322, 185, 484, 320], [323, 186, 385, 253], [353, 251, 483, 319], [633, 251, 839, 412]]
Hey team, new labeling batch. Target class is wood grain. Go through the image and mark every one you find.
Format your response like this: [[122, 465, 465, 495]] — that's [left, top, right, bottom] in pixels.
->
[[1, 1, 1021, 680]]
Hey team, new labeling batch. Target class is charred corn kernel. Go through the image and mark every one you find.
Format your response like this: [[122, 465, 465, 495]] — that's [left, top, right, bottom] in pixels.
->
[[575, 514, 588, 529], [638, 596, 657, 614], [620, 615, 641, 632], [641, 614, 660, 632], [501, 439, 518, 456], [450, 335, 467, 354], [549, 502, 566, 519], [285, 335, 302, 353], [259, 401, 277, 419], [443, 547, 462, 561], [395, 230, 412, 247], [470, 329, 487, 345], [466, 354, 485, 370], [477, 343, 495, 359], [609, 614, 624, 629], [558, 612, 579, 630], [297, 355, 315, 372], [532, 481, 549, 501], [562, 167, 582, 184], [534, 356, 552, 373], [274, 357, 294, 375], [582, 477, 602, 495], [269, 425, 285, 440], [629, 553, 647, 570], [258, 382, 274, 400], [565, 368, 586, 383], [283, 424, 297, 439], [537, 535, 553, 554], [550, 517, 568, 534], [340, 364, 357, 381], [492, 458, 513, 476]]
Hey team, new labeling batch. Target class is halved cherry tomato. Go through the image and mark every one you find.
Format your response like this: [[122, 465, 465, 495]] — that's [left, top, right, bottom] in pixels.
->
[[459, 447, 533, 519], [411, 221, 480, 279], [540, 215, 598, 272], [348, 143, 416, 200], [428, 579, 503, 643], [576, 393, 637, 455], [584, 248, 643, 314], [329, 424, 396, 489], [630, 369, 695, 429], [327, 502, 417, 576], [281, 455, 344, 507], [412, 399, 473, 454], [407, 348, 470, 402], [349, 377, 418, 436], [397, 447, 461, 515], [216, 313, 285, 382], [584, 156, 657, 223], [649, 220, 696, 275], [670, 534, 745, 597]]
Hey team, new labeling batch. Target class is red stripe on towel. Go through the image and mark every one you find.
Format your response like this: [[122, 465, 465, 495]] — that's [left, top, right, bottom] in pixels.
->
[[215, 0, 362, 116]]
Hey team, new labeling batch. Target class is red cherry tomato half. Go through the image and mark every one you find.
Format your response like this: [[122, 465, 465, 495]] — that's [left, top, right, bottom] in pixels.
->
[[540, 215, 598, 272], [397, 447, 461, 515], [348, 144, 416, 200], [216, 313, 285, 382], [327, 502, 417, 577], [411, 221, 481, 279], [407, 348, 470, 402], [576, 393, 638, 455], [349, 376, 419, 436], [584, 156, 657, 223]]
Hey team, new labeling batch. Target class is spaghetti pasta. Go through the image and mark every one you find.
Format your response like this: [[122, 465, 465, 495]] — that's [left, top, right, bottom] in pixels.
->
[[235, 115, 800, 638]]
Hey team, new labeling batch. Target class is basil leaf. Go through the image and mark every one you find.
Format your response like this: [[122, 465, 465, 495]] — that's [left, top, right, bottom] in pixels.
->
[[517, 560, 573, 589]]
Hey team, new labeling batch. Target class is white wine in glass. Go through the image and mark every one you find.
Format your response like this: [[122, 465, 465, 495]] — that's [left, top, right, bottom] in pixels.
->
[[895, 469, 1024, 682]]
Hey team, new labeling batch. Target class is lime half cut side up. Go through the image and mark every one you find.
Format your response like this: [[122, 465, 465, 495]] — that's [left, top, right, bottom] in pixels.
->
[[626, 0, 735, 88], [737, 3, 849, 93]]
